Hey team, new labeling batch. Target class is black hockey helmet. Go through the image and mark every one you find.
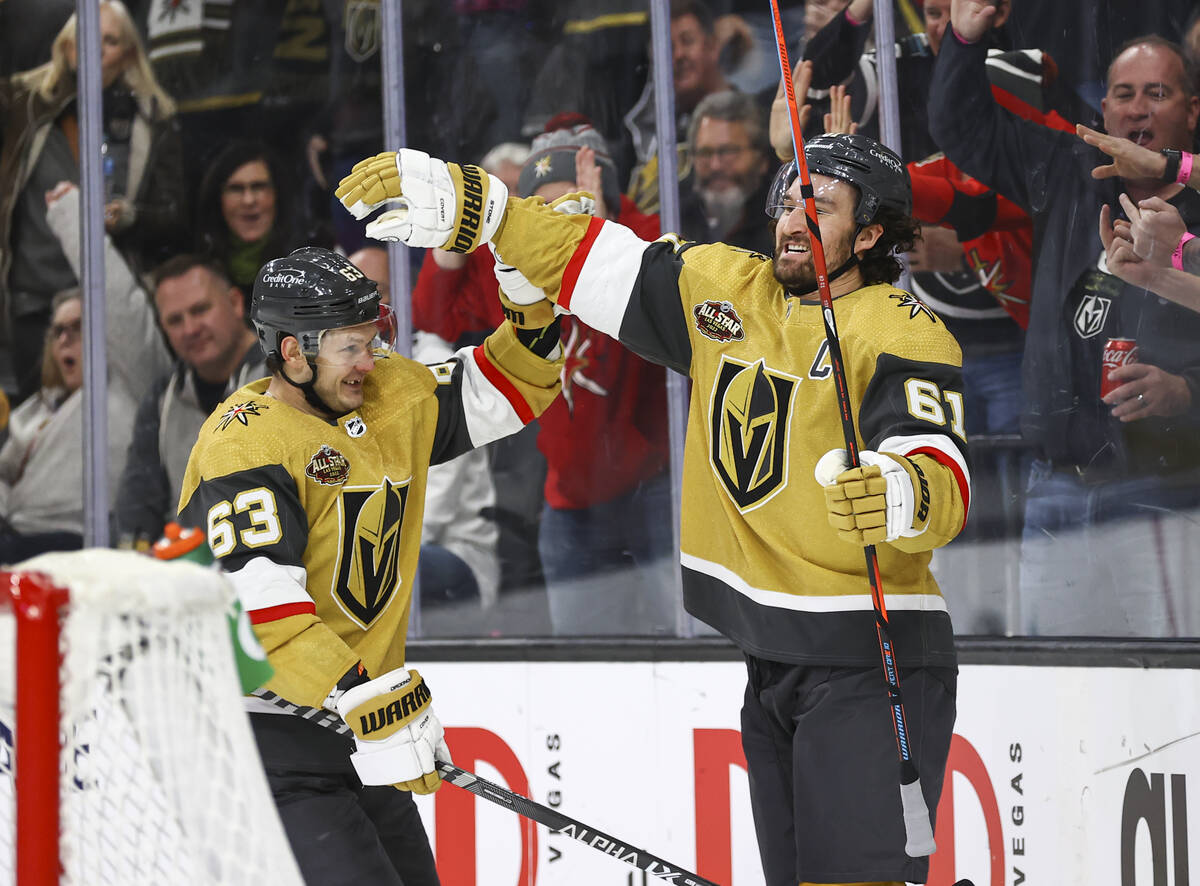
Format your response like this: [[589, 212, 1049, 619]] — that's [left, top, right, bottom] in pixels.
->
[[251, 247, 394, 362], [765, 133, 912, 225]]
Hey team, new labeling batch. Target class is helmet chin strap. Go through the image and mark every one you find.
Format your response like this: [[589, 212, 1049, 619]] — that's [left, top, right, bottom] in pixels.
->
[[809, 221, 867, 289], [281, 359, 345, 419]]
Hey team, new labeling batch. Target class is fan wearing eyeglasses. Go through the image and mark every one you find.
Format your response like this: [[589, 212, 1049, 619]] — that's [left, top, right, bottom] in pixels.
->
[[0, 287, 145, 562], [679, 89, 777, 255]]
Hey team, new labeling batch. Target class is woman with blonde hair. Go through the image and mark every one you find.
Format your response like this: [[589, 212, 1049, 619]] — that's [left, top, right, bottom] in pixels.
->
[[0, 0, 186, 401]]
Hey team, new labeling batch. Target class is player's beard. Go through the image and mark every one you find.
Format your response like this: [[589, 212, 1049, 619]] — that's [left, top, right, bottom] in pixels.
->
[[772, 233, 851, 296]]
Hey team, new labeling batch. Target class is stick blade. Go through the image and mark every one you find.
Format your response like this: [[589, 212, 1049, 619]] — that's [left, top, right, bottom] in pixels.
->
[[900, 778, 936, 857]]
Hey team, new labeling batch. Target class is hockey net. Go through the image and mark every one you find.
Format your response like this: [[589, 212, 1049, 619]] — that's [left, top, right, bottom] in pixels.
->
[[0, 549, 302, 885]]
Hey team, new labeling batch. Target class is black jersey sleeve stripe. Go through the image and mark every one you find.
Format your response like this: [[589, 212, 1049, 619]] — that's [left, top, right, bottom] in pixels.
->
[[177, 463, 308, 571], [617, 240, 695, 374], [427, 356, 476, 466]]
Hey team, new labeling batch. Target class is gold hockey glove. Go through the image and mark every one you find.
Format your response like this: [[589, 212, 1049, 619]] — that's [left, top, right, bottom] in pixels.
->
[[336, 149, 508, 253], [815, 449, 926, 545], [335, 668, 451, 794]]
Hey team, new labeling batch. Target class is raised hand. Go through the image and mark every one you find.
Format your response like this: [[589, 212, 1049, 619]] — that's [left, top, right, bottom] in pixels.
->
[[950, 0, 1000, 45], [336, 149, 508, 253], [823, 83, 858, 136], [1117, 193, 1188, 267], [1077, 123, 1169, 182], [574, 146, 608, 220]]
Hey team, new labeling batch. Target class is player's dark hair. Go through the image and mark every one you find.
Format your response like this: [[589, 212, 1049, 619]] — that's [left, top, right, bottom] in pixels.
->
[[858, 207, 920, 285], [194, 140, 300, 272]]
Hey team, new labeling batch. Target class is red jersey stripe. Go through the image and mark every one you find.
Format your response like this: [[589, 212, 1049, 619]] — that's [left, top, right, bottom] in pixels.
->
[[248, 601, 316, 625], [472, 345, 534, 424], [558, 216, 605, 311], [908, 445, 971, 530]]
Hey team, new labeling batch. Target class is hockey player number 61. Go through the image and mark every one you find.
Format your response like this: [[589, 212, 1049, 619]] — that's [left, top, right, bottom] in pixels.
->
[[207, 488, 283, 556], [904, 379, 966, 441]]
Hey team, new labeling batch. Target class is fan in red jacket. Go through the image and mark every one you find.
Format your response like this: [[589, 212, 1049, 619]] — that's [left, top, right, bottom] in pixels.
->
[[412, 114, 676, 636]]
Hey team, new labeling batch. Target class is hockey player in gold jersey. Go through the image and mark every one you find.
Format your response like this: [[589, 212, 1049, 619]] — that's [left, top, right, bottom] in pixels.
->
[[337, 133, 968, 885], [178, 246, 562, 885]]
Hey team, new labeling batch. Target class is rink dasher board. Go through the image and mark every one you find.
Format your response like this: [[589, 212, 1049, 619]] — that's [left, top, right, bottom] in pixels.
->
[[413, 661, 1199, 886], [1, 662, 1195, 885]]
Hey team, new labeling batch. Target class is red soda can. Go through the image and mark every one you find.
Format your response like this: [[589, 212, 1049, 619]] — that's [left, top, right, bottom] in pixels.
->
[[1100, 337, 1139, 399]]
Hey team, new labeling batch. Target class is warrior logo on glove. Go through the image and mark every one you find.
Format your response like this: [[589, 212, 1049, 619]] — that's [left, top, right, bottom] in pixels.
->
[[334, 149, 508, 253], [355, 678, 432, 738]]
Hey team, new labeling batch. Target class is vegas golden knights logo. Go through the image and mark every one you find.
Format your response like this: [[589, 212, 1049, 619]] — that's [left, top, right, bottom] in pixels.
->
[[710, 356, 798, 511], [332, 477, 409, 627]]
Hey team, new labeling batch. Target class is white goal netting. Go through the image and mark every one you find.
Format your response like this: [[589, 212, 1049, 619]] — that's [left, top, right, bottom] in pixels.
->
[[0, 549, 302, 885]]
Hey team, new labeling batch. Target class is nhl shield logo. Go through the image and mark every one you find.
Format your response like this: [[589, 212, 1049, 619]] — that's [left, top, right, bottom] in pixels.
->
[[346, 416, 366, 438], [709, 356, 799, 512], [1074, 294, 1112, 339], [694, 300, 746, 343], [306, 445, 351, 486]]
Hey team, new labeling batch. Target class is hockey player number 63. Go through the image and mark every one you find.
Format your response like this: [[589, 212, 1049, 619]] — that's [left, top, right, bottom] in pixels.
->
[[904, 379, 966, 441], [207, 488, 283, 556]]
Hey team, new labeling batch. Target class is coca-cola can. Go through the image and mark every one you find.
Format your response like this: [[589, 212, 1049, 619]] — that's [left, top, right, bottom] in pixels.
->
[[1100, 337, 1139, 399]]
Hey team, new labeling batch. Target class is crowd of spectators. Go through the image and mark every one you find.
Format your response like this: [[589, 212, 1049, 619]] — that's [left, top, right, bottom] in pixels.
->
[[3, 0, 1200, 639]]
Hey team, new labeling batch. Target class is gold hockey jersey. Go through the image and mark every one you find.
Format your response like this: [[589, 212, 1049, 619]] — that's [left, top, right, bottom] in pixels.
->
[[492, 200, 970, 666], [178, 323, 562, 705]]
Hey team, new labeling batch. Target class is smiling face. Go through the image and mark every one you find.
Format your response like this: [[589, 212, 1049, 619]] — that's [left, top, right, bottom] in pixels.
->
[[49, 297, 84, 392], [772, 174, 874, 295], [671, 13, 721, 109], [1102, 42, 1200, 155], [220, 160, 276, 244], [310, 321, 381, 414], [154, 266, 250, 383]]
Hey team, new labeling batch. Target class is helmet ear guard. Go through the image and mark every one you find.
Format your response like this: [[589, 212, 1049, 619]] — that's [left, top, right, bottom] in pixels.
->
[[764, 134, 911, 225]]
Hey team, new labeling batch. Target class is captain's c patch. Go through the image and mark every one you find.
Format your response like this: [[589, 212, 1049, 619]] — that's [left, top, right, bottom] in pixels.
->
[[709, 355, 799, 511]]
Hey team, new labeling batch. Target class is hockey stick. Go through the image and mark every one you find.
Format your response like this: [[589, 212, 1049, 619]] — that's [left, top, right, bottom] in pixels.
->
[[767, 0, 936, 858], [436, 761, 720, 886]]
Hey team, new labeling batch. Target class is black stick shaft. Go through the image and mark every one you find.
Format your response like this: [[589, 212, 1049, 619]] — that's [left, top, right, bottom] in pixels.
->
[[436, 762, 720, 886]]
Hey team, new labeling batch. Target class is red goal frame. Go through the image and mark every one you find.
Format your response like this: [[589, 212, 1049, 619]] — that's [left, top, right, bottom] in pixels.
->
[[3, 569, 69, 886]]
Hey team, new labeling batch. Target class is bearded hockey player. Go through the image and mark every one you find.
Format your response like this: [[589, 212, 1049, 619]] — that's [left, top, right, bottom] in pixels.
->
[[177, 246, 562, 884], [336, 132, 969, 886]]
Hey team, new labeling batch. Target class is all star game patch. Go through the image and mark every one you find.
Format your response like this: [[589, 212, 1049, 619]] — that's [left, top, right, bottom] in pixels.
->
[[693, 300, 746, 343], [306, 445, 351, 486]]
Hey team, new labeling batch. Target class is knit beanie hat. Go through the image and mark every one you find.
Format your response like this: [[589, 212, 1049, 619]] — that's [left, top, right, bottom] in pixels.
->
[[517, 112, 621, 214]]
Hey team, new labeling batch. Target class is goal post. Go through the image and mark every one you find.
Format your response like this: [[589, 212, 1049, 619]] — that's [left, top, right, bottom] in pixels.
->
[[0, 549, 303, 886]]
